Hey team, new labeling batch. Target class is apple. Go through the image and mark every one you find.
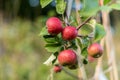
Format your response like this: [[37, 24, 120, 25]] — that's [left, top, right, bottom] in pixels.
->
[[58, 49, 77, 66], [87, 43, 103, 58], [62, 26, 78, 40], [46, 17, 63, 35], [53, 65, 62, 73]]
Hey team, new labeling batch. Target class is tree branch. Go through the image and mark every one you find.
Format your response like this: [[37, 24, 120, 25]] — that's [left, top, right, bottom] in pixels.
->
[[77, 17, 92, 30]]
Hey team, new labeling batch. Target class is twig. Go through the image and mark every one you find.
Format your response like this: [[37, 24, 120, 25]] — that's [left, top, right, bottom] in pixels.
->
[[47, 68, 54, 80], [77, 35, 93, 39], [77, 17, 92, 30]]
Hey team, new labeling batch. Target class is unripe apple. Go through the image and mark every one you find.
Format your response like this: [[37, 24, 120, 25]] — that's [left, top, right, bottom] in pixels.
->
[[62, 26, 78, 40], [46, 17, 63, 35], [87, 43, 103, 58], [58, 49, 77, 66], [53, 65, 62, 73], [88, 55, 95, 62]]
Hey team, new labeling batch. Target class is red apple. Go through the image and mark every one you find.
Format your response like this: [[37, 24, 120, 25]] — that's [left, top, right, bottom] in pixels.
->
[[87, 43, 103, 58], [58, 49, 77, 66], [53, 65, 62, 73], [62, 26, 78, 40], [46, 17, 63, 35]]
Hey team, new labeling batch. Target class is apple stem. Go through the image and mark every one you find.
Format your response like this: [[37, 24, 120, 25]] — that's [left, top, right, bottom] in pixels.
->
[[77, 17, 92, 30]]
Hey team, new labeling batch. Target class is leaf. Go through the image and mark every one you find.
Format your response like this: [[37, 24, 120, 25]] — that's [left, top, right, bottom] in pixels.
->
[[100, 6, 112, 12], [79, 24, 93, 36], [43, 35, 57, 43], [80, 0, 100, 17], [55, 0, 66, 14], [45, 43, 61, 52], [94, 24, 106, 42], [43, 54, 56, 66], [104, 0, 111, 5], [40, 0, 53, 8], [110, 3, 120, 10], [39, 26, 48, 36], [76, 38, 82, 48], [81, 47, 88, 58]]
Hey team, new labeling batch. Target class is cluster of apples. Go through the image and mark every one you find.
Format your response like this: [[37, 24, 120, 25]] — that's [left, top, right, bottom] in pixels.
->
[[46, 17, 103, 73]]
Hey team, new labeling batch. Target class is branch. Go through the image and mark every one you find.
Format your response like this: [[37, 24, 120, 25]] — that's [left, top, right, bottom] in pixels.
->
[[77, 17, 92, 30], [77, 35, 93, 39]]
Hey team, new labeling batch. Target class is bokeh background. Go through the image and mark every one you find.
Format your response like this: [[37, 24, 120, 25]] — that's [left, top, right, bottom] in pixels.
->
[[0, 0, 120, 80]]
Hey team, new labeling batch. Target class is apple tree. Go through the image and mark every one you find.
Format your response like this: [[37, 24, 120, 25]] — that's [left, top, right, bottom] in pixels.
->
[[39, 0, 120, 80]]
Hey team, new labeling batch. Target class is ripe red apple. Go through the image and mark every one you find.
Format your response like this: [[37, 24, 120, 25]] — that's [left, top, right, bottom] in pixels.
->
[[62, 26, 78, 40], [87, 43, 103, 58], [88, 55, 95, 62], [58, 49, 77, 66], [46, 17, 63, 35], [53, 65, 62, 73]]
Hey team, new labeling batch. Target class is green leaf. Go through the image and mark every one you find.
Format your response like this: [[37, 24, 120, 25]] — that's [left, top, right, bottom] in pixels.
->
[[76, 38, 82, 48], [45, 43, 61, 52], [68, 40, 78, 50], [94, 24, 106, 42], [55, 0, 66, 14], [81, 47, 88, 58], [80, 0, 100, 17], [100, 6, 112, 12], [79, 24, 93, 36], [43, 54, 56, 66], [43, 35, 57, 43], [104, 0, 111, 5], [110, 3, 120, 10], [39, 26, 48, 36], [40, 0, 53, 8]]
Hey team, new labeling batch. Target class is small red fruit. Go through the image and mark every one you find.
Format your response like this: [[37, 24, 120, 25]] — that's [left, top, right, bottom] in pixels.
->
[[88, 56, 95, 62], [46, 17, 63, 35], [87, 43, 103, 58], [58, 49, 77, 66], [62, 26, 78, 40], [53, 65, 62, 73]]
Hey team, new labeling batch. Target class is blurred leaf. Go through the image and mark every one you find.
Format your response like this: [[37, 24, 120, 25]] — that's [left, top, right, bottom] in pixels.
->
[[80, 0, 100, 17], [100, 6, 112, 12], [81, 47, 88, 57], [110, 3, 120, 10], [76, 38, 82, 48], [104, 0, 111, 5], [43, 54, 56, 66], [79, 24, 93, 36], [55, 0, 66, 14], [68, 40, 78, 50], [40, 0, 53, 8], [45, 43, 61, 52], [39, 26, 48, 36], [94, 24, 106, 42], [83, 59, 88, 64], [43, 35, 57, 43]]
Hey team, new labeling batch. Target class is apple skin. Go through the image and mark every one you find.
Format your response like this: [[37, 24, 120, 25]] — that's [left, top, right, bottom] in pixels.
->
[[58, 49, 77, 66], [53, 65, 62, 73], [87, 43, 103, 58], [46, 17, 63, 35], [62, 26, 78, 40]]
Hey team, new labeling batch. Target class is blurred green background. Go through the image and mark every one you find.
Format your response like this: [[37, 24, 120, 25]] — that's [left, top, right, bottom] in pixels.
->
[[0, 0, 120, 80]]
